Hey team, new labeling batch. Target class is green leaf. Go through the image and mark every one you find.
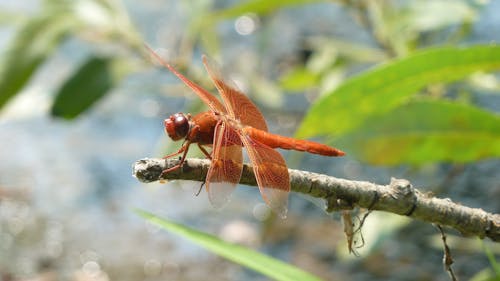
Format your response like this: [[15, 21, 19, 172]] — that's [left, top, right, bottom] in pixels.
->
[[406, 1, 477, 32], [280, 67, 320, 91], [296, 45, 500, 139], [0, 12, 76, 109], [213, 0, 325, 19], [135, 210, 323, 281], [51, 56, 123, 119], [335, 100, 500, 165]]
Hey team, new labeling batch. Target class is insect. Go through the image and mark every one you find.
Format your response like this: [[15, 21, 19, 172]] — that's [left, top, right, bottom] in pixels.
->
[[146, 46, 344, 218]]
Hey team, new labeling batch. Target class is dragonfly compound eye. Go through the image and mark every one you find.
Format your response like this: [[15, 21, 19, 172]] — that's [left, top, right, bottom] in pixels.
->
[[165, 113, 189, 141]]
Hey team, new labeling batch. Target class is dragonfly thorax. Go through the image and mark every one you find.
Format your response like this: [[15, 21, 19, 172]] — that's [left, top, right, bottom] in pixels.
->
[[215, 112, 243, 130]]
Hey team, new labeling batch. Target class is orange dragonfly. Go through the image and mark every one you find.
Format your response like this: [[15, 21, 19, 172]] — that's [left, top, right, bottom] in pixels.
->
[[146, 46, 345, 218]]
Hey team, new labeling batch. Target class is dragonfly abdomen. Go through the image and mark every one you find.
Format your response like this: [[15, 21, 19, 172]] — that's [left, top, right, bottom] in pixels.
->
[[243, 127, 345, 157]]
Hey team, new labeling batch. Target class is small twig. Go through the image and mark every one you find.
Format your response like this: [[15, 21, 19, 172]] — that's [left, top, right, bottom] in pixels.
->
[[342, 211, 365, 256], [436, 225, 458, 281], [342, 211, 355, 255], [133, 158, 500, 242]]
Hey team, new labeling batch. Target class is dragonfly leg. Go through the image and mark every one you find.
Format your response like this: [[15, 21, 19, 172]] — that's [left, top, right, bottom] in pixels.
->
[[195, 182, 205, 196], [198, 144, 212, 160], [160, 141, 192, 178], [162, 141, 188, 159]]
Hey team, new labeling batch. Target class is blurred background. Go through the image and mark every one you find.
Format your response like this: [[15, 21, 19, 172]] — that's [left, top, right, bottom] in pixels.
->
[[0, 0, 499, 280]]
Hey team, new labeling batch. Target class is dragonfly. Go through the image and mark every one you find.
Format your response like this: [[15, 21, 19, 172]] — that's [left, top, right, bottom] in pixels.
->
[[146, 46, 345, 218]]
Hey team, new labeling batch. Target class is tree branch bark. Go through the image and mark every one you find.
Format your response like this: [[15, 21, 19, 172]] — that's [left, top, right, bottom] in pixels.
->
[[132, 157, 500, 242]]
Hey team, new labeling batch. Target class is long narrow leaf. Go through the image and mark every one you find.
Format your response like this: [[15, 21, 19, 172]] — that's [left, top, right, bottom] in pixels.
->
[[0, 13, 76, 109], [135, 210, 323, 281], [51, 56, 127, 119], [296, 45, 500, 139], [335, 100, 500, 165], [213, 0, 324, 19]]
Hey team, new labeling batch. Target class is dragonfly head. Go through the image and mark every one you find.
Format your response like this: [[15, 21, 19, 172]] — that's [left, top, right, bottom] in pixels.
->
[[164, 113, 190, 141]]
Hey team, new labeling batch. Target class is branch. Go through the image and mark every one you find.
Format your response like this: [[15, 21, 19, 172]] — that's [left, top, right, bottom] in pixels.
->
[[132, 158, 500, 242]]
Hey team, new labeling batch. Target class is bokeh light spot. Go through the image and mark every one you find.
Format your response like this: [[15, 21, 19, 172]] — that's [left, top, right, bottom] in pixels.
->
[[235, 14, 258, 35]]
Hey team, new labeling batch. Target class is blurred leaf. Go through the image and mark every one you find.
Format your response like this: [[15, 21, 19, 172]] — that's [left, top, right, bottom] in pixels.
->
[[406, 0, 477, 32], [469, 73, 500, 92], [0, 10, 26, 26], [198, 22, 221, 56], [253, 76, 284, 107], [469, 268, 499, 281], [0, 12, 77, 109], [297, 45, 500, 139], [89, 0, 117, 12], [307, 38, 388, 64], [51, 56, 125, 119], [136, 210, 323, 281], [482, 239, 500, 277], [428, 235, 500, 254], [280, 67, 320, 91], [213, 0, 325, 19], [335, 100, 500, 165], [337, 212, 411, 259], [197, 0, 326, 53]]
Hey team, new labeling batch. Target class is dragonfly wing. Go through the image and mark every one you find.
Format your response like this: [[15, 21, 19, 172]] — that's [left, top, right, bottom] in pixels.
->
[[145, 45, 226, 114], [206, 122, 243, 209], [202, 55, 268, 132], [240, 133, 290, 218]]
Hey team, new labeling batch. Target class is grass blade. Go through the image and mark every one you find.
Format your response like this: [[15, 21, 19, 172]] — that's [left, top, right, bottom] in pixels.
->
[[135, 210, 323, 281]]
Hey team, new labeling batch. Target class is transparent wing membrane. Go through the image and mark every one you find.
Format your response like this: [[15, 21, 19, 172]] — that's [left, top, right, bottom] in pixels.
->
[[206, 122, 243, 208], [149, 46, 291, 216], [145, 45, 226, 114], [202, 55, 268, 132], [240, 134, 290, 218]]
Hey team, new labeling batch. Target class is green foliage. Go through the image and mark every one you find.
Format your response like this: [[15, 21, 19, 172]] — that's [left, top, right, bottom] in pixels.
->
[[482, 239, 500, 278], [211, 0, 324, 19], [0, 0, 140, 115], [195, 0, 325, 59], [51, 56, 122, 119], [335, 99, 500, 165], [280, 67, 320, 92], [296, 45, 500, 165], [136, 210, 323, 281], [1, 0, 498, 169], [0, 11, 78, 109], [297, 46, 500, 138]]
